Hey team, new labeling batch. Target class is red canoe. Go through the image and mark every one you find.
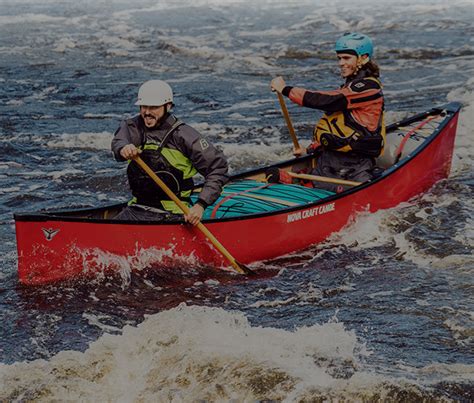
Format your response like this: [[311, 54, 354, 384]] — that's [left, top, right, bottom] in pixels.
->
[[14, 103, 461, 285]]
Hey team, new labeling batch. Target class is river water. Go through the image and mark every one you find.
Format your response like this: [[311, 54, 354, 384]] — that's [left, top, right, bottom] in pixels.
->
[[0, 0, 473, 401]]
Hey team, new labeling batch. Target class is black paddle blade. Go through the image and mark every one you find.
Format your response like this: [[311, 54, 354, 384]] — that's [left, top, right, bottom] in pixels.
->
[[236, 261, 257, 276]]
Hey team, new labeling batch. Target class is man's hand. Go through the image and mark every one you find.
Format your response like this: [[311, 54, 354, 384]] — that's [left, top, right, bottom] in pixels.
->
[[270, 76, 286, 93], [120, 144, 141, 160], [185, 204, 204, 226]]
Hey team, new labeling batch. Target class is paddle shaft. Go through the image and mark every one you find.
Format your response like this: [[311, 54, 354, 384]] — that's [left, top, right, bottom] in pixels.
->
[[276, 92, 301, 150], [132, 156, 248, 275], [287, 171, 362, 187]]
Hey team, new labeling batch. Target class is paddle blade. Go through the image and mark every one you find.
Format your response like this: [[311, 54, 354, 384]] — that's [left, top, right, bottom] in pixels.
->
[[235, 261, 256, 276]]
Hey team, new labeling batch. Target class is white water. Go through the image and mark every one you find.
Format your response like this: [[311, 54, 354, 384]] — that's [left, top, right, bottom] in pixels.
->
[[2, 304, 473, 401], [1, 0, 473, 400]]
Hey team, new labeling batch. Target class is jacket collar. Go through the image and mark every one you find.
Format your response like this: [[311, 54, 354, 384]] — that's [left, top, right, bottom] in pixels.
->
[[345, 68, 372, 85]]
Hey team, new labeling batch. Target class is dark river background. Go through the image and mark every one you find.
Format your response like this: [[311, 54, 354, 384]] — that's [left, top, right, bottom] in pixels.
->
[[0, 0, 473, 400]]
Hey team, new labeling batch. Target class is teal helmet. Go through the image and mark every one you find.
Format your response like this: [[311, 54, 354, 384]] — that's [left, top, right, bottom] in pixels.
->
[[335, 32, 373, 58]]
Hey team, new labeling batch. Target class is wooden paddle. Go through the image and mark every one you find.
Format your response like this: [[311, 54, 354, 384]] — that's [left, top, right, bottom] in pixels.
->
[[276, 92, 304, 155], [274, 91, 361, 188], [287, 171, 362, 187], [132, 156, 254, 276]]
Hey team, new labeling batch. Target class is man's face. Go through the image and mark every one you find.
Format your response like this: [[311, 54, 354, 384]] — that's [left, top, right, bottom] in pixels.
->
[[140, 105, 167, 128], [337, 53, 359, 78]]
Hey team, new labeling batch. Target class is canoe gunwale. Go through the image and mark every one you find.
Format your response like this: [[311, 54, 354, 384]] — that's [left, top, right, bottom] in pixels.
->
[[13, 102, 462, 225]]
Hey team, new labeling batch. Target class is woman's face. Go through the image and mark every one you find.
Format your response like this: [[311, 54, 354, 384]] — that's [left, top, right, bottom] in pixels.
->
[[337, 53, 359, 78]]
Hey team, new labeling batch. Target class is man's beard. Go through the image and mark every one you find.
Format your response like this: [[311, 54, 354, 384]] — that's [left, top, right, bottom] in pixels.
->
[[143, 113, 165, 128]]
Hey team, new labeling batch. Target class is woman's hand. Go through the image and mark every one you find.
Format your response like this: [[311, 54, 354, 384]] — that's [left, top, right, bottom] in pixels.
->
[[293, 145, 305, 157], [270, 76, 286, 93]]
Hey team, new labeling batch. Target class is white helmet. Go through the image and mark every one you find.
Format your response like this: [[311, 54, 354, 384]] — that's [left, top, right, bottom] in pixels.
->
[[135, 80, 173, 106]]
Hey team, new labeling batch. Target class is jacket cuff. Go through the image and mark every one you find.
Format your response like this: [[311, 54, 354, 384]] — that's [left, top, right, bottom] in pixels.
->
[[282, 86, 293, 97], [115, 149, 127, 162], [196, 199, 209, 209]]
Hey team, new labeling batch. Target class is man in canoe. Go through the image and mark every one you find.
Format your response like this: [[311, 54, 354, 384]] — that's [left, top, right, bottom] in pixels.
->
[[111, 80, 229, 224], [270, 32, 385, 192]]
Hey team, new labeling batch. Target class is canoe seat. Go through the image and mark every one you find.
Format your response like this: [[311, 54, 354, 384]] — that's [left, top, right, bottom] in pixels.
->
[[376, 132, 424, 169]]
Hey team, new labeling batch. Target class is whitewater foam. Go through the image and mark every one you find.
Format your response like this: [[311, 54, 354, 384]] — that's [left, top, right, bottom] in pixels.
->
[[46, 132, 112, 151], [0, 304, 365, 401], [2, 304, 472, 401]]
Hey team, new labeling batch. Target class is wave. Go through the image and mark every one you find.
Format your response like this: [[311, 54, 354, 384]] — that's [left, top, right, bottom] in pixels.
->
[[45, 131, 113, 151], [0, 13, 65, 26], [1, 304, 472, 401]]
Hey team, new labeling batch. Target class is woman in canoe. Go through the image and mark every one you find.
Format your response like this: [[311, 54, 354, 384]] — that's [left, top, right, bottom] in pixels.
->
[[270, 32, 385, 192]]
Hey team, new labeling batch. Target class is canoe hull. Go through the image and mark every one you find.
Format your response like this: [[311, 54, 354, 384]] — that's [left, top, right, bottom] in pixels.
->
[[15, 104, 460, 285]]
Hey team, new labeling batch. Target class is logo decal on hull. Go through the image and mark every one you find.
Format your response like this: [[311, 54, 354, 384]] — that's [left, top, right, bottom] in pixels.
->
[[287, 202, 336, 223], [42, 228, 59, 241]]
